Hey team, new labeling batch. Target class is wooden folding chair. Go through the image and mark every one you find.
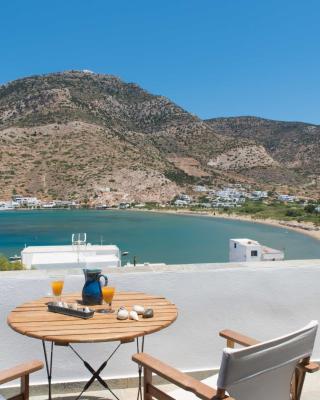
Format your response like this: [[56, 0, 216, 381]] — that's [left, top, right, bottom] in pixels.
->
[[0, 360, 43, 400], [133, 321, 319, 400]]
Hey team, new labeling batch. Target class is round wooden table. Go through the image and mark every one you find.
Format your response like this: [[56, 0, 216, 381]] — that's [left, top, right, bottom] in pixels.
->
[[7, 291, 178, 400]]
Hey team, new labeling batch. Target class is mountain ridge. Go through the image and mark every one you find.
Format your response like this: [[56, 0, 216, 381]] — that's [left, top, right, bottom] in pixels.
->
[[207, 115, 319, 126], [0, 71, 319, 203]]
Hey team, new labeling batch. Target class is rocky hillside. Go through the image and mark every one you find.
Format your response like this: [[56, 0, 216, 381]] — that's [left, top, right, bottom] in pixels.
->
[[0, 71, 319, 203], [206, 116, 320, 195]]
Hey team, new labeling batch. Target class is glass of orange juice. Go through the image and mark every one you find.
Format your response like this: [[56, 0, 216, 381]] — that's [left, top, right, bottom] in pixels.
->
[[50, 276, 64, 303], [99, 286, 115, 313]]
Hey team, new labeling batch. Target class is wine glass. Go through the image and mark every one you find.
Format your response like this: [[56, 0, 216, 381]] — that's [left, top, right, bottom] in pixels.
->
[[98, 287, 115, 314]]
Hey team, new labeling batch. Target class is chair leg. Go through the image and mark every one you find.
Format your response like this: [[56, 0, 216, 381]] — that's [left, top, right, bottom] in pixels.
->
[[21, 375, 29, 400], [144, 367, 152, 400], [216, 388, 226, 399], [294, 368, 307, 400], [291, 357, 309, 400]]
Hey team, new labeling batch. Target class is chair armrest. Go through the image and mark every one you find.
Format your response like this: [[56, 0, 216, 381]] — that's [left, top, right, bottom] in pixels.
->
[[219, 329, 260, 347], [300, 362, 320, 373], [132, 353, 222, 400], [0, 360, 43, 385]]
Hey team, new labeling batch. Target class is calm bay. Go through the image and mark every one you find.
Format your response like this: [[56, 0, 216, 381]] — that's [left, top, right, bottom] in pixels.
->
[[0, 209, 320, 264]]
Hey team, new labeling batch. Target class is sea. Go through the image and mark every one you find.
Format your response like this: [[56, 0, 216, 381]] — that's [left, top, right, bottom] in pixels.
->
[[0, 209, 320, 264]]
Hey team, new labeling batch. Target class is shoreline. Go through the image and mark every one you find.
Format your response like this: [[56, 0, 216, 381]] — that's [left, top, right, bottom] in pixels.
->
[[1, 207, 320, 242], [128, 208, 320, 242]]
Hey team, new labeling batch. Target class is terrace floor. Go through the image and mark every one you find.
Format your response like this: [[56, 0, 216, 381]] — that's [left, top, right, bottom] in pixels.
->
[[28, 371, 320, 400], [2, 261, 320, 400]]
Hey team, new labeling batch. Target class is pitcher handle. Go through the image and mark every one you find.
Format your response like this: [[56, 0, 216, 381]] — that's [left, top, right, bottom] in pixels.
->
[[100, 274, 108, 287]]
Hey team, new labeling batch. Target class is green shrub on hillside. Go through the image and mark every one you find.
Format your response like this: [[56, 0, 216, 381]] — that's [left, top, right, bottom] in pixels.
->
[[304, 204, 316, 213], [285, 208, 303, 217], [238, 201, 265, 214], [230, 200, 320, 225], [164, 169, 198, 185]]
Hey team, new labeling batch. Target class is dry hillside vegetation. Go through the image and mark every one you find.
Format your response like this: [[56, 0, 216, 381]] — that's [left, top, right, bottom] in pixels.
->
[[0, 71, 319, 201], [166, 156, 210, 177], [206, 117, 320, 174], [0, 122, 177, 202], [207, 145, 278, 170]]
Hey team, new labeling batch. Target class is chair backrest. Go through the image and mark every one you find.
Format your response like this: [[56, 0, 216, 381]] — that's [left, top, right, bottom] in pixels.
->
[[217, 321, 318, 400]]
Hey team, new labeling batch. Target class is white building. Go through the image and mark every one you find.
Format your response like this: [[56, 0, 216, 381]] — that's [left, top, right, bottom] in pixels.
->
[[251, 190, 268, 199], [174, 199, 189, 207], [178, 193, 191, 203], [0, 201, 16, 210], [193, 185, 208, 192], [211, 201, 237, 208], [134, 203, 146, 208], [215, 187, 245, 202], [42, 202, 56, 208], [21, 244, 121, 270], [229, 238, 284, 262], [12, 196, 40, 207], [119, 202, 130, 209], [278, 194, 296, 202]]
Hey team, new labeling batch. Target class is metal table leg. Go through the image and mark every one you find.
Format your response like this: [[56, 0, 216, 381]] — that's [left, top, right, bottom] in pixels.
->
[[69, 342, 122, 400], [136, 336, 145, 400], [42, 340, 54, 400], [42, 339, 145, 400]]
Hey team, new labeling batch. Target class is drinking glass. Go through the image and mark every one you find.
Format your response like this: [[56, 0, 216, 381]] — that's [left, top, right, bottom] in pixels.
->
[[99, 287, 115, 314], [50, 276, 64, 303]]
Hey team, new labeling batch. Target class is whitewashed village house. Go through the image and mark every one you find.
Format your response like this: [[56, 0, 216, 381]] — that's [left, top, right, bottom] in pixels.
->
[[229, 238, 284, 262]]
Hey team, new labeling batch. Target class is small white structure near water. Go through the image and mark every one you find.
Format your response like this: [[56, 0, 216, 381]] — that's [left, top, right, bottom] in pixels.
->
[[229, 238, 284, 262], [21, 234, 121, 270]]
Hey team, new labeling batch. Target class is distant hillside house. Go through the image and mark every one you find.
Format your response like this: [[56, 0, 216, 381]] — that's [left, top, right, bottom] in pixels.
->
[[174, 199, 189, 207], [193, 185, 208, 192], [278, 194, 296, 202], [178, 193, 192, 203], [251, 190, 268, 199], [12, 196, 40, 207]]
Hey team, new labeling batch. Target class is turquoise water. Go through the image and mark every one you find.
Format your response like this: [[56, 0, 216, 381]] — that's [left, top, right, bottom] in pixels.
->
[[0, 209, 319, 263]]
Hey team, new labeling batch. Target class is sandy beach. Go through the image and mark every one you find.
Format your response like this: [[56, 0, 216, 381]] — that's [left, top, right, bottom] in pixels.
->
[[130, 208, 320, 242]]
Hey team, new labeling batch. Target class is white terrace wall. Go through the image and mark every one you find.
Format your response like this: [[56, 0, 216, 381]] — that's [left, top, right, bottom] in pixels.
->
[[1, 259, 320, 385]]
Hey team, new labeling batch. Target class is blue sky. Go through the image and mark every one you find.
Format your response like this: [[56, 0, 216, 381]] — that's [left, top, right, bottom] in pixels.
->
[[1, 0, 320, 123]]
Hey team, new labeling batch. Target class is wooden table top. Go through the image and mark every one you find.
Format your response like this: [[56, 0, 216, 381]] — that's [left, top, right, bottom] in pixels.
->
[[7, 292, 178, 344]]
